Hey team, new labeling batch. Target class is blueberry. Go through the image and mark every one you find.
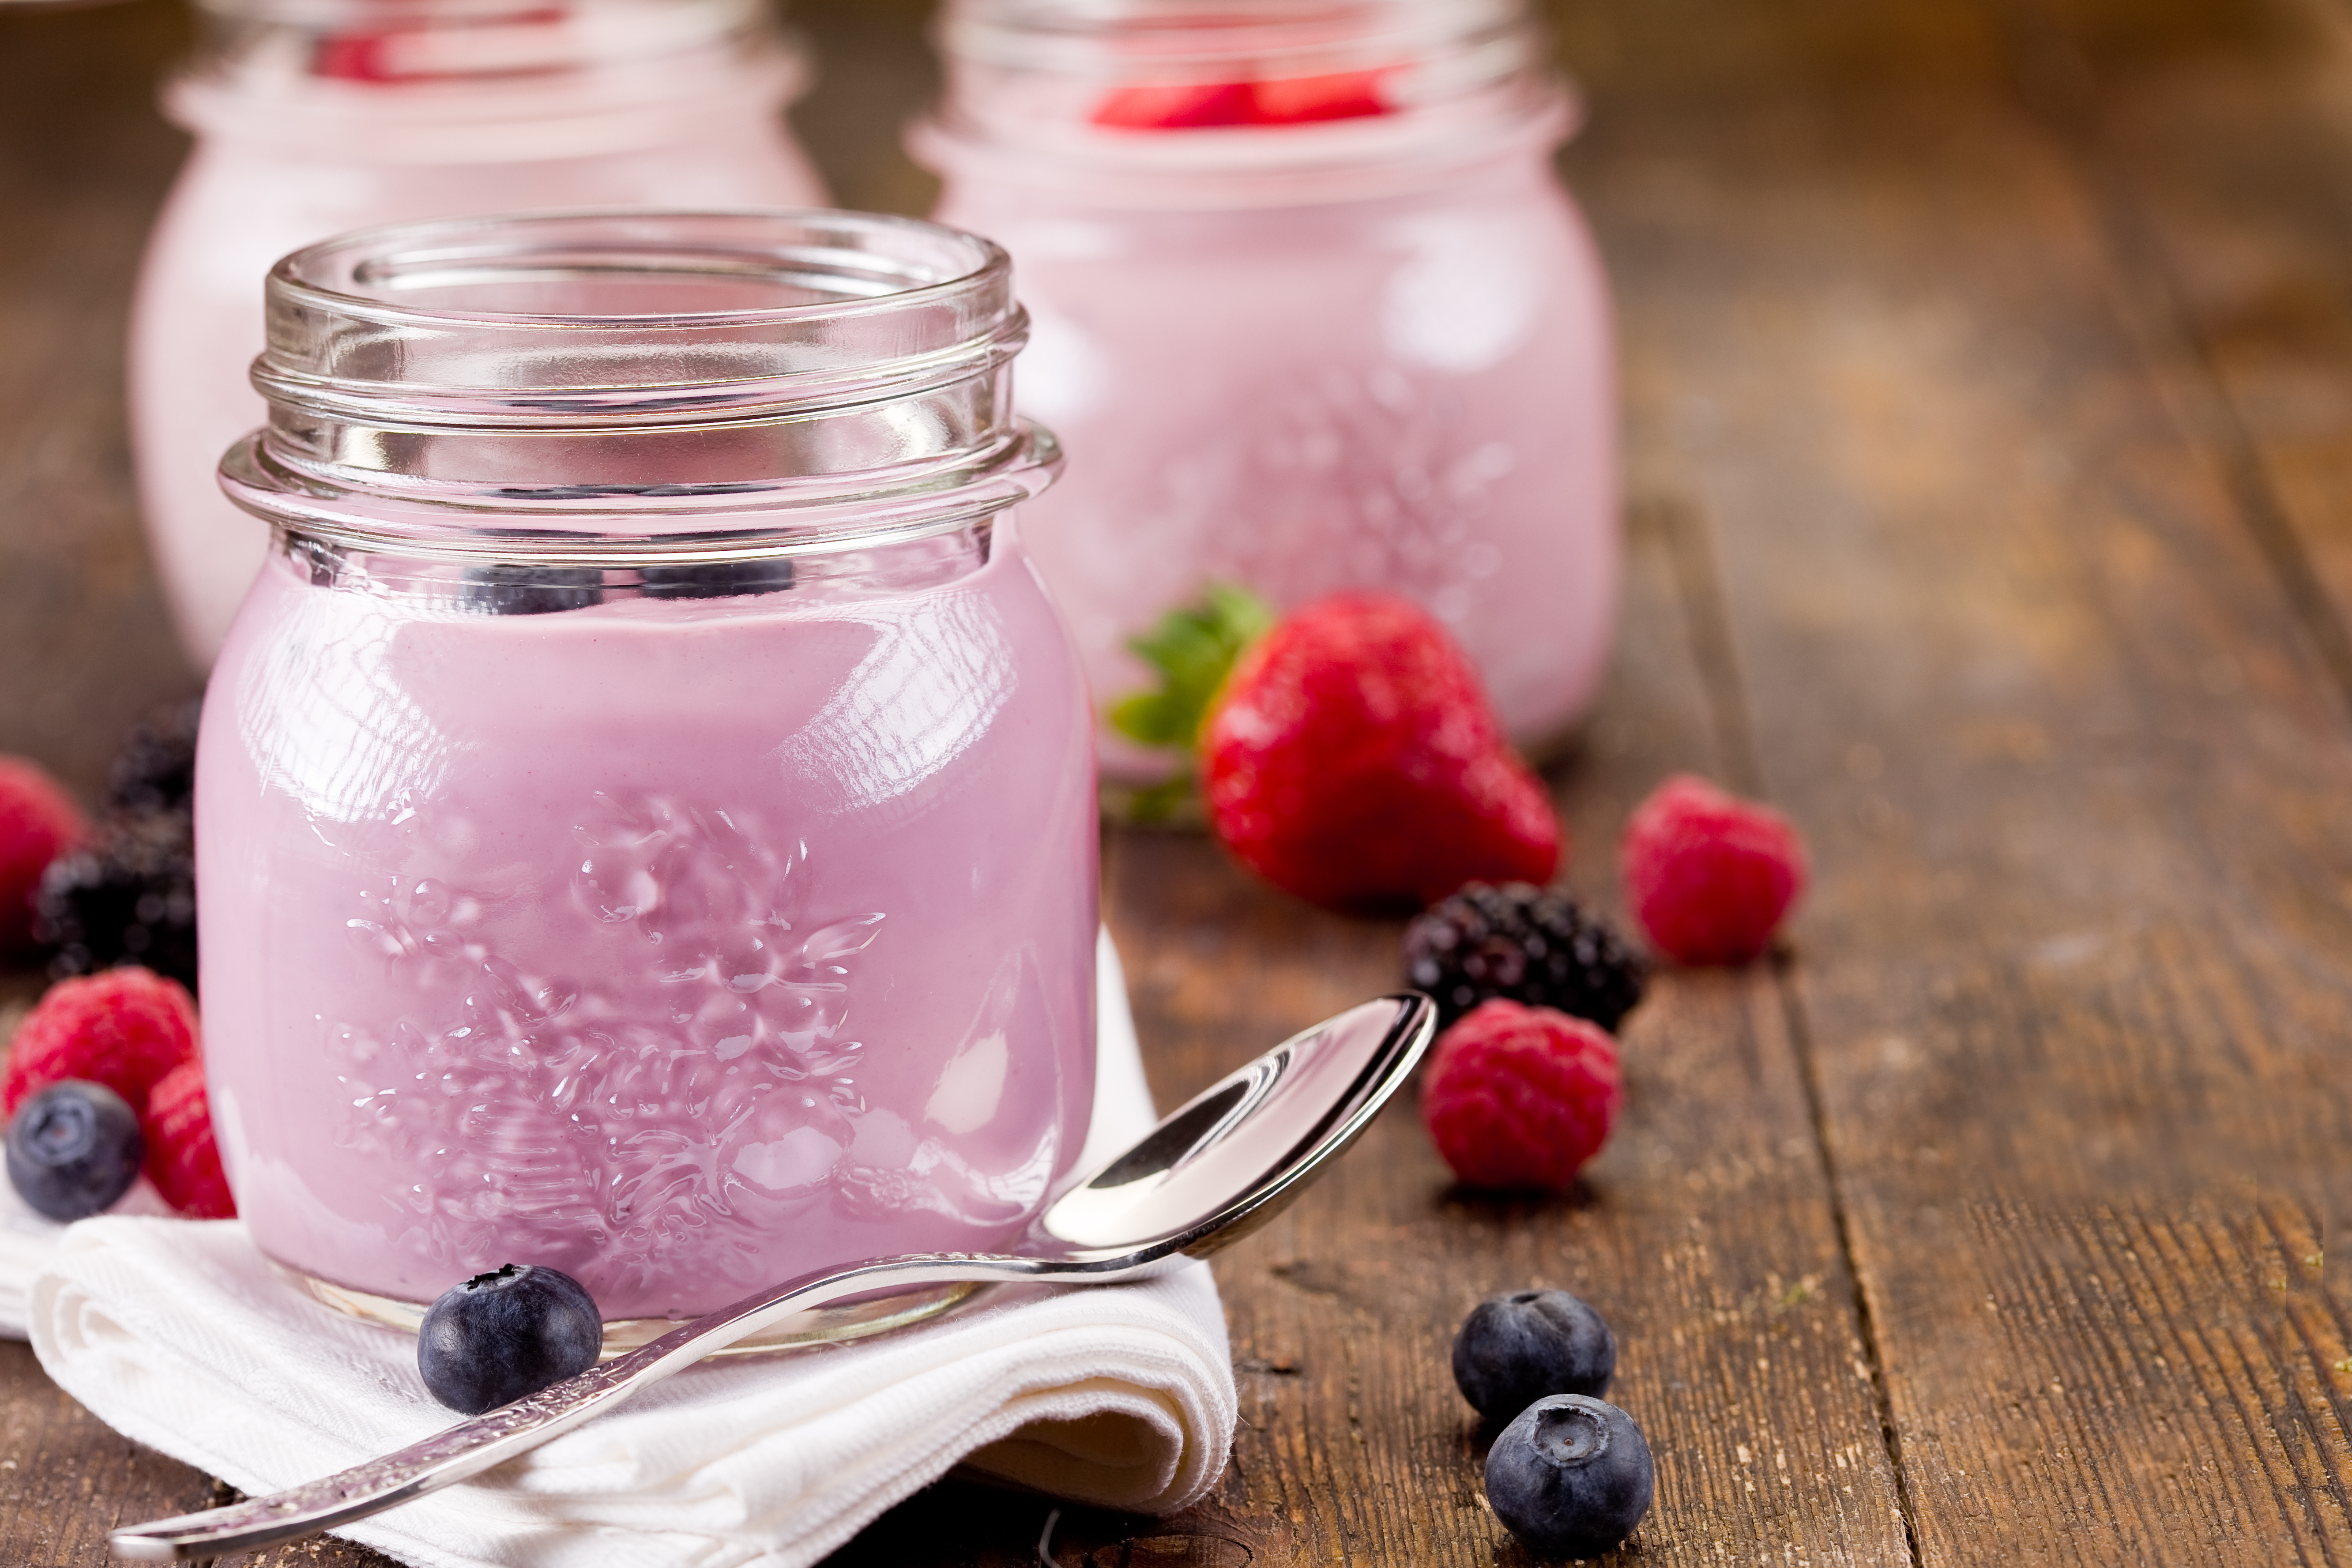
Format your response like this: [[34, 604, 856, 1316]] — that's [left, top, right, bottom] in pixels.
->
[[460, 565, 604, 615], [1484, 1394, 1654, 1557], [637, 558, 794, 601], [417, 1263, 604, 1413], [6, 1080, 144, 1222], [1453, 1289, 1616, 1422]]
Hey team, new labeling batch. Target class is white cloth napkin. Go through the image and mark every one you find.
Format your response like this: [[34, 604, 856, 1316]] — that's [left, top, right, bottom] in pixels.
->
[[25, 931, 1236, 1568], [0, 1171, 169, 1338]]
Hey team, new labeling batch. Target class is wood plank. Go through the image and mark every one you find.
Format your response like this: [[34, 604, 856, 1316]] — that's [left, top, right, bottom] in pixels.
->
[[1568, 0, 2352, 1557], [1062, 499, 1911, 1566], [25, 0, 2352, 1563], [784, 0, 941, 219], [2001, 0, 2352, 752], [0, 0, 202, 798]]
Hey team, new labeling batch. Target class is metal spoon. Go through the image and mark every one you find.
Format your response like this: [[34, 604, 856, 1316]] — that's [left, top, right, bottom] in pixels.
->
[[110, 993, 1436, 1562]]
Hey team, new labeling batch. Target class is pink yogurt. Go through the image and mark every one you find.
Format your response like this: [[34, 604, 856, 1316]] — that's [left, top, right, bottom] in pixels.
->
[[936, 162, 1615, 770], [200, 532, 1096, 1321]]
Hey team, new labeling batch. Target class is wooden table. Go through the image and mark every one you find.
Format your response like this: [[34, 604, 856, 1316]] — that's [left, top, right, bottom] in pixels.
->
[[6, 0, 2352, 1560]]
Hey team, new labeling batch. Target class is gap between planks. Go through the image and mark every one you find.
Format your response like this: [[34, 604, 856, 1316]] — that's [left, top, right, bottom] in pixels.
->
[[1648, 492, 1933, 1568]]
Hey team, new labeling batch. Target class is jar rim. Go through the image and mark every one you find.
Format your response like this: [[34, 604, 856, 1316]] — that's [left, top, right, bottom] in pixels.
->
[[918, 0, 1575, 205], [910, 83, 1573, 208], [937, 0, 1528, 73], [267, 207, 1010, 337], [166, 0, 812, 162], [227, 208, 1060, 559]]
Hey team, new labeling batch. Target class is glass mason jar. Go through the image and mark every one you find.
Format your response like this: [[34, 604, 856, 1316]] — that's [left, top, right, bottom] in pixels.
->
[[913, 0, 1618, 779], [195, 211, 1097, 1338], [134, 0, 830, 670]]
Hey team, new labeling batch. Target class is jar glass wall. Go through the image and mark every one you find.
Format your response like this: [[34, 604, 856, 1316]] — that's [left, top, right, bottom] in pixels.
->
[[197, 211, 1097, 1330], [135, 0, 831, 669], [914, 0, 1618, 778]]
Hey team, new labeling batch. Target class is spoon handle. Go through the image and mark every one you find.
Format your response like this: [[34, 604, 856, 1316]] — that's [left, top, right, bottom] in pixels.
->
[[106, 1254, 1046, 1563]]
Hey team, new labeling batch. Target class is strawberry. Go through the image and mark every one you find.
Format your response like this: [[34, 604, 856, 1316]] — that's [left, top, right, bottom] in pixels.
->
[[1110, 587, 1558, 911], [1248, 69, 1390, 124], [2, 967, 199, 1121], [1092, 81, 1260, 130], [0, 756, 88, 951]]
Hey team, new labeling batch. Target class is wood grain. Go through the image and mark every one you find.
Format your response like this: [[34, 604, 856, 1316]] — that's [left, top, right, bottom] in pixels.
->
[[1572, 0, 2352, 1557], [8, 0, 2352, 1562], [0, 0, 201, 797], [1073, 494, 1911, 1568]]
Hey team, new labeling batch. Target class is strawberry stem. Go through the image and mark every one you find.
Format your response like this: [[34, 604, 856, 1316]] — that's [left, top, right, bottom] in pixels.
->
[[1105, 583, 1276, 821]]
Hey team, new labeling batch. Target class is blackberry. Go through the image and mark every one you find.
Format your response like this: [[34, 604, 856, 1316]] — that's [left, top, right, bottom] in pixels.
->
[[105, 699, 202, 817], [1403, 882, 1647, 1032], [33, 810, 198, 994]]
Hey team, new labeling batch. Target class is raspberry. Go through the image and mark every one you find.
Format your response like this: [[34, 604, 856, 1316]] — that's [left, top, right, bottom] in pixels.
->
[[1421, 1000, 1621, 1191], [142, 1058, 236, 1219], [1619, 775, 1808, 965], [0, 968, 200, 1122], [0, 757, 88, 951], [1404, 882, 1648, 1032]]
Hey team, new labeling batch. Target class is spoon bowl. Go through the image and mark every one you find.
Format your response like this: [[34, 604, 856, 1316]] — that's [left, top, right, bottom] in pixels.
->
[[110, 991, 1436, 1563]]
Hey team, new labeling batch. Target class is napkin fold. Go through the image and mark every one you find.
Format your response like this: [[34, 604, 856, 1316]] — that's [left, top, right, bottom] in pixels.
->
[[26, 932, 1236, 1568], [0, 1169, 168, 1338]]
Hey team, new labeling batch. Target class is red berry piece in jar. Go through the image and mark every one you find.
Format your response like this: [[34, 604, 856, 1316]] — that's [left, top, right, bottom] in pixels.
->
[[1249, 69, 1391, 124], [1199, 593, 1561, 913], [1091, 80, 1260, 128], [1620, 774, 1808, 965], [0, 967, 199, 1121], [1421, 1000, 1620, 1192], [0, 757, 88, 952], [311, 31, 395, 82], [142, 1058, 236, 1219]]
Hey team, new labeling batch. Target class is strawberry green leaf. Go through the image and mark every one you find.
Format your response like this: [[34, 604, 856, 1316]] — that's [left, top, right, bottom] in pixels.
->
[[1115, 767, 1199, 826], [1106, 583, 1276, 753]]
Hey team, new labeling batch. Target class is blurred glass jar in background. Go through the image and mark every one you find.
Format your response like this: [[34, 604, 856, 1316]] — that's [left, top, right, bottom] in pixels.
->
[[914, 0, 1619, 778], [133, 0, 830, 668]]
